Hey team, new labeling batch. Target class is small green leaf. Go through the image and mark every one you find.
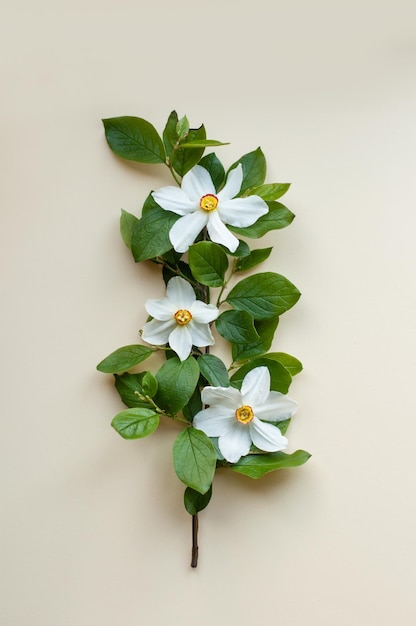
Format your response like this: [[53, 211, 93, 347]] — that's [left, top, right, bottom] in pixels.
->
[[171, 125, 206, 177], [120, 209, 139, 250], [245, 183, 290, 201], [231, 450, 311, 478], [198, 354, 230, 387], [198, 153, 225, 191], [230, 357, 292, 394], [216, 310, 259, 344], [188, 241, 228, 287], [232, 317, 279, 362], [230, 201, 294, 238], [228, 148, 266, 194], [97, 345, 153, 373], [155, 356, 200, 416], [114, 372, 151, 408], [173, 428, 216, 494], [184, 485, 213, 515], [142, 371, 158, 398], [222, 240, 251, 258], [180, 139, 229, 148], [163, 111, 179, 159], [131, 206, 179, 262], [102, 116, 165, 164], [111, 408, 159, 440], [266, 352, 303, 376], [235, 247, 272, 272], [226, 272, 301, 320], [176, 115, 190, 140]]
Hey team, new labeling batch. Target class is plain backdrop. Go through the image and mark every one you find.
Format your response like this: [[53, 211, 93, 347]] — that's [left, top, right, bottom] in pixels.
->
[[1, 1, 416, 624]]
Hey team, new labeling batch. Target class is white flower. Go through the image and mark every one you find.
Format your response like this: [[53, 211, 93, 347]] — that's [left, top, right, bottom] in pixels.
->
[[152, 164, 268, 253], [193, 366, 297, 463], [141, 277, 219, 361]]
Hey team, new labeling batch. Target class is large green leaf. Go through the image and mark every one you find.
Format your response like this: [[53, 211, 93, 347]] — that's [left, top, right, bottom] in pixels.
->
[[231, 450, 311, 478], [188, 241, 228, 287], [102, 116, 165, 164], [235, 247, 272, 272], [245, 183, 290, 201], [230, 357, 292, 394], [226, 272, 301, 319], [97, 345, 153, 373], [171, 125, 206, 177], [131, 206, 179, 262], [184, 485, 213, 515], [120, 209, 139, 250], [173, 428, 216, 494], [114, 372, 152, 408], [111, 408, 159, 440], [154, 356, 200, 416], [216, 310, 259, 344], [228, 148, 266, 194], [198, 153, 225, 191], [232, 316, 279, 362], [230, 201, 295, 238], [198, 354, 230, 387]]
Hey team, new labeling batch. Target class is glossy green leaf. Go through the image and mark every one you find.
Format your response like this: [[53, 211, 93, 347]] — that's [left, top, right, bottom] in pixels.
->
[[163, 111, 179, 159], [226, 272, 301, 320], [198, 153, 225, 191], [188, 241, 228, 287], [216, 310, 259, 344], [235, 247, 272, 272], [230, 201, 294, 238], [102, 116, 165, 164], [114, 372, 151, 408], [171, 125, 206, 177], [245, 183, 290, 201], [184, 485, 213, 515], [142, 371, 158, 398], [176, 115, 190, 140], [111, 408, 159, 440], [232, 316, 279, 362], [173, 428, 216, 494], [228, 148, 266, 195], [231, 450, 311, 478], [230, 357, 292, 394], [155, 356, 200, 416], [198, 354, 230, 387], [120, 209, 139, 250], [266, 352, 303, 376], [180, 139, 229, 148], [131, 206, 179, 262], [97, 345, 153, 373]]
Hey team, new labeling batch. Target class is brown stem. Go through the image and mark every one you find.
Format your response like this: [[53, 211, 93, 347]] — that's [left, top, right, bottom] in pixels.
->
[[191, 514, 199, 567]]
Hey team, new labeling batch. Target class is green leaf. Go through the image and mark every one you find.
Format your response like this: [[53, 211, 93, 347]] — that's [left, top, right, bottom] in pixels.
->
[[232, 316, 279, 362], [154, 356, 200, 416], [198, 153, 225, 191], [163, 111, 179, 159], [230, 201, 294, 238], [198, 354, 230, 387], [216, 310, 259, 344], [222, 239, 251, 258], [173, 428, 216, 494], [265, 352, 303, 376], [114, 372, 152, 408], [180, 139, 229, 148], [142, 371, 158, 398], [182, 386, 203, 422], [235, 247, 272, 272], [231, 450, 311, 478], [102, 116, 165, 164], [188, 241, 228, 287], [171, 125, 206, 177], [228, 148, 266, 195], [226, 272, 301, 320], [120, 209, 139, 250], [245, 183, 290, 201], [184, 485, 213, 515], [131, 206, 179, 262], [176, 115, 190, 140], [111, 408, 159, 440], [97, 345, 153, 373], [230, 357, 292, 394]]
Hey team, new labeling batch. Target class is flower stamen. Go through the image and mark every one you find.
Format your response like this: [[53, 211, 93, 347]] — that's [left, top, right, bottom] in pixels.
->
[[200, 194, 218, 212], [174, 309, 192, 325], [235, 405, 254, 424]]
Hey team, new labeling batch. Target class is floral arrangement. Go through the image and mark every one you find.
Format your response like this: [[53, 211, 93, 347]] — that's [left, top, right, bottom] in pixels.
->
[[97, 112, 311, 567]]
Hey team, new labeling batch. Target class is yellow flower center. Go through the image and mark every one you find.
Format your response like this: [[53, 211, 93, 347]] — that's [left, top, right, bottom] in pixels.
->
[[235, 405, 254, 424], [200, 194, 218, 212], [174, 309, 192, 325]]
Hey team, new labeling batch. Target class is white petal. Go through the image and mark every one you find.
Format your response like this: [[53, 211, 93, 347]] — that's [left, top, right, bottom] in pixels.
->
[[218, 423, 252, 463], [166, 276, 196, 308], [254, 392, 298, 422], [206, 211, 239, 252], [201, 385, 242, 409], [142, 318, 175, 346], [218, 196, 268, 227], [169, 211, 208, 253], [188, 320, 215, 347], [168, 324, 193, 361], [181, 165, 216, 201], [193, 406, 235, 437], [189, 300, 219, 323], [152, 187, 196, 215], [249, 417, 288, 452], [145, 297, 176, 320], [217, 164, 243, 201], [241, 366, 271, 406]]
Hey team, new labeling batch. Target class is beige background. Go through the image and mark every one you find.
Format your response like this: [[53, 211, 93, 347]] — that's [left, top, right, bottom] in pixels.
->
[[1, 0, 416, 624]]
